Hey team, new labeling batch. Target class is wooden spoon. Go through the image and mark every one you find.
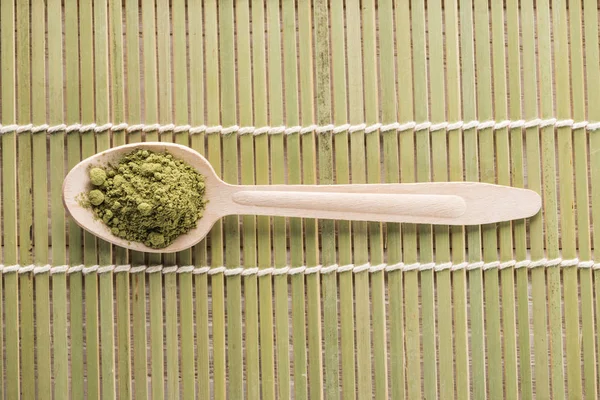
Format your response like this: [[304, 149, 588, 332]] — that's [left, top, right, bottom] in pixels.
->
[[63, 142, 542, 253]]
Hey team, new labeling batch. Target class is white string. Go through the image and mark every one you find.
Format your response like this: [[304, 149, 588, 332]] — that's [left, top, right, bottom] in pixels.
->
[[478, 120, 495, 130], [82, 265, 99, 275], [189, 125, 207, 135], [4, 119, 600, 136], [430, 122, 448, 132], [364, 123, 382, 133], [0, 124, 19, 134], [97, 265, 115, 274], [300, 125, 318, 134], [127, 124, 145, 133], [158, 124, 175, 133], [204, 125, 222, 134], [284, 126, 302, 135], [94, 123, 113, 133], [50, 265, 69, 274], [114, 264, 132, 273], [145, 265, 163, 274], [48, 124, 67, 133], [2, 259, 600, 275], [19, 265, 35, 274], [80, 123, 97, 133], [241, 267, 260, 276], [31, 124, 49, 133], [173, 125, 191, 133], [238, 126, 255, 135], [224, 267, 245, 276], [269, 126, 286, 135], [112, 123, 129, 131], [221, 125, 239, 135]]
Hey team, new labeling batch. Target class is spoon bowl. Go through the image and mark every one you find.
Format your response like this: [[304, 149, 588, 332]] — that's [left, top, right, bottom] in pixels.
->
[[63, 142, 542, 253]]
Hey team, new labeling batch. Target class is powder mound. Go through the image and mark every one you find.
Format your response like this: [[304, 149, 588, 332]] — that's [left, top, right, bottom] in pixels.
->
[[86, 149, 208, 249]]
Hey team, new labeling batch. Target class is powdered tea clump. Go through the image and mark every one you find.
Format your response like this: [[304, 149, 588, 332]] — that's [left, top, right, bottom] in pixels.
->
[[85, 149, 208, 249]]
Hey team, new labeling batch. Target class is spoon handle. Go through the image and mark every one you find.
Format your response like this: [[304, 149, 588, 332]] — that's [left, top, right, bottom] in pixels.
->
[[226, 182, 541, 225]]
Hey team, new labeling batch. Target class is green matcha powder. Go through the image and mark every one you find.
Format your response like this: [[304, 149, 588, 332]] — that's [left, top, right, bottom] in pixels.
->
[[85, 149, 208, 249]]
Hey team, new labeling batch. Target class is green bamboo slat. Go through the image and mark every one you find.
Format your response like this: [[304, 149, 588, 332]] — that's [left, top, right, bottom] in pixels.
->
[[171, 1, 194, 398], [398, 135, 419, 399], [282, 1, 307, 398], [346, 0, 370, 397], [94, 1, 116, 397], [297, 1, 322, 397], [333, 126, 354, 400], [141, 1, 164, 398], [190, 130, 209, 400], [490, 1, 519, 398], [521, 0, 550, 397], [474, 0, 502, 397], [188, 0, 206, 274], [460, 0, 486, 398], [147, 270, 163, 400], [552, 1, 581, 397], [156, 0, 176, 397], [330, 0, 353, 397], [342, 1, 372, 386], [381, 0, 401, 396], [460, 0, 486, 399], [427, 0, 452, 397], [82, 0, 101, 394], [177, 254, 194, 400], [31, 0, 52, 397], [188, 11, 209, 396], [65, 0, 84, 396], [411, 1, 436, 398], [537, 2, 564, 397], [397, 0, 418, 388], [235, 1, 257, 395], [0, 0, 16, 396], [204, 1, 225, 397], [195, 270, 210, 400], [125, 0, 147, 397], [491, 0, 518, 396], [164, 268, 179, 400], [252, 0, 275, 397], [109, 0, 131, 397], [189, 1, 210, 396], [48, 0, 66, 395], [314, 0, 336, 396], [392, 0, 413, 398], [506, 0, 532, 397], [158, 123, 177, 400], [444, 0, 469, 397], [81, 0, 98, 264], [362, 1, 387, 397], [218, 1, 243, 398], [31, 0, 48, 266], [142, 0, 160, 270], [157, 0, 175, 272], [583, 0, 600, 397], [266, 0, 290, 397], [16, 0, 36, 398]]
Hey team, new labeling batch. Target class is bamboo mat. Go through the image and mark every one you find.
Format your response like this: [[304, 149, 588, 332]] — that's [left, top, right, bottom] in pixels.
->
[[1, 0, 600, 399]]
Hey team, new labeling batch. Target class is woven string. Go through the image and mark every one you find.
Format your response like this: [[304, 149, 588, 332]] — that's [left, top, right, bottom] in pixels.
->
[[1, 119, 600, 136], [1, 258, 596, 276]]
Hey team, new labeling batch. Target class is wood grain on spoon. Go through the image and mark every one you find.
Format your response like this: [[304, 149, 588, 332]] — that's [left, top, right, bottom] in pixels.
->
[[63, 142, 542, 253]]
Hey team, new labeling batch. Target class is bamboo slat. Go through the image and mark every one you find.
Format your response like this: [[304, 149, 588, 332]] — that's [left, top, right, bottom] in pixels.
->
[[314, 0, 337, 397], [584, 1, 600, 399], [492, 2, 519, 399]]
